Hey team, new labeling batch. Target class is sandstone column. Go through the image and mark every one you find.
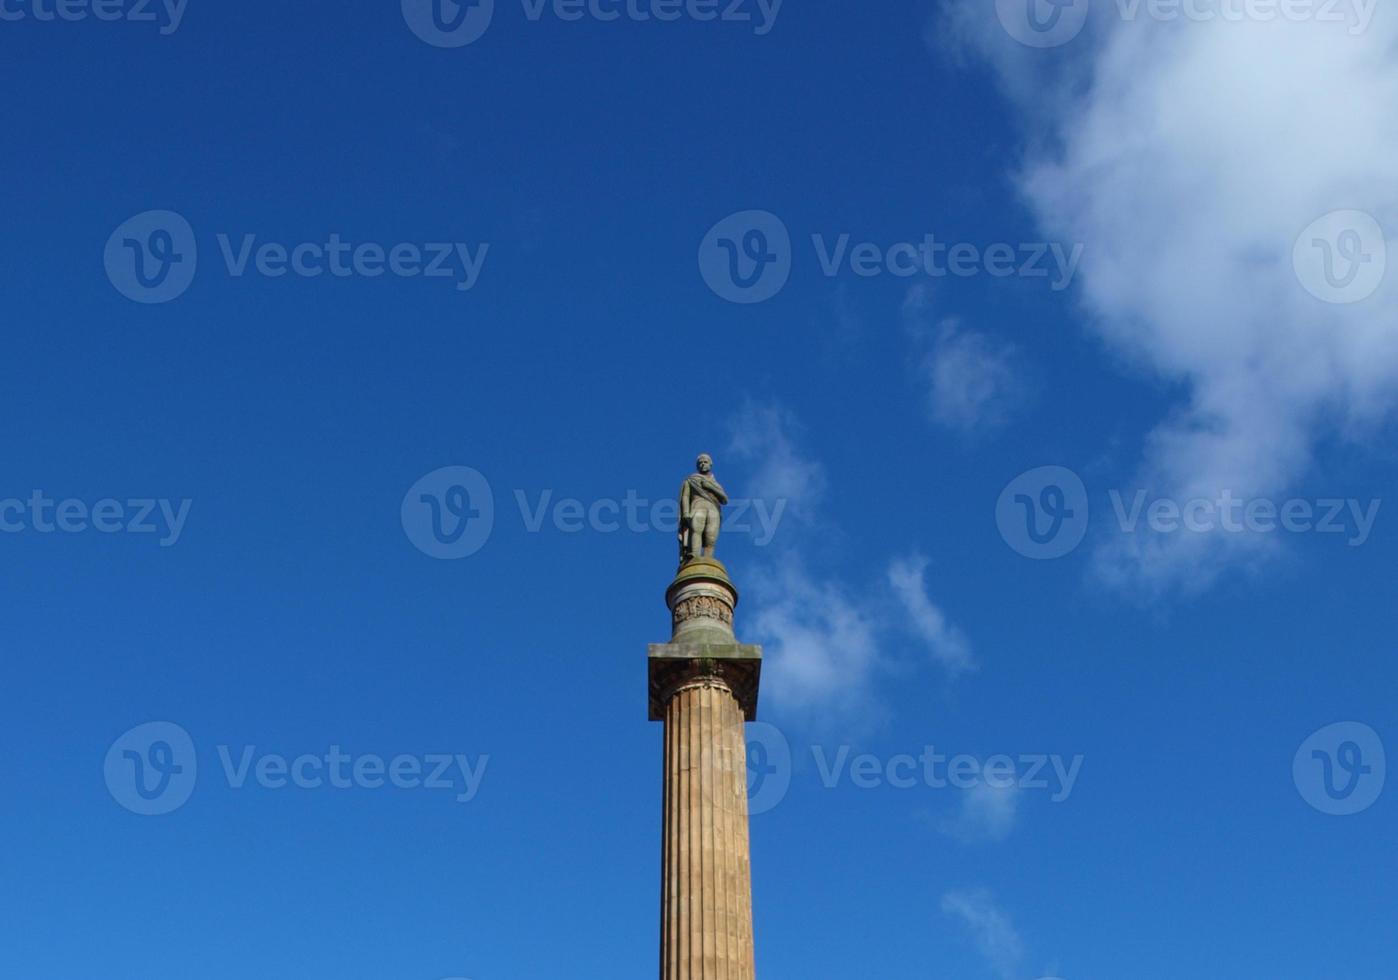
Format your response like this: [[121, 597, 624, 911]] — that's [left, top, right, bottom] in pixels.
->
[[649, 557, 762, 980]]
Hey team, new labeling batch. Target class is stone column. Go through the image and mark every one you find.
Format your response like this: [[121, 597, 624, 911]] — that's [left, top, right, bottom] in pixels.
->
[[649, 558, 762, 980]]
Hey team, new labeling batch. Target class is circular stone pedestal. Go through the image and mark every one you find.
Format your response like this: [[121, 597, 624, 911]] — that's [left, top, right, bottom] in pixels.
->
[[665, 557, 738, 645]]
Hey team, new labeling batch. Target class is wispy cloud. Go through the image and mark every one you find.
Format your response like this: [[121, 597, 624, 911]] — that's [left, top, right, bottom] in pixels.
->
[[938, 781, 1021, 843], [904, 285, 1026, 436], [942, 4, 1398, 599], [942, 888, 1025, 980], [747, 560, 884, 722], [729, 401, 827, 526], [888, 555, 975, 675], [728, 402, 972, 726]]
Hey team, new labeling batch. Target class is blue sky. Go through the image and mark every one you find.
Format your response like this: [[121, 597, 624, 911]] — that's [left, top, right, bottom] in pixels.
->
[[3, 2, 1396, 978]]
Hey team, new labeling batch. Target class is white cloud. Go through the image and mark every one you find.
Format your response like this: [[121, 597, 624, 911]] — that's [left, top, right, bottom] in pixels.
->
[[888, 555, 975, 675], [939, 781, 1021, 843], [729, 403, 879, 722], [904, 286, 1026, 435], [943, 5, 1398, 598], [941, 888, 1025, 980], [728, 404, 972, 724], [728, 401, 827, 525], [747, 560, 884, 722]]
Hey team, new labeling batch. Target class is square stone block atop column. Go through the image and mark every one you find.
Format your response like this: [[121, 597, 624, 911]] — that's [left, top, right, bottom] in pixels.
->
[[648, 642, 763, 722]]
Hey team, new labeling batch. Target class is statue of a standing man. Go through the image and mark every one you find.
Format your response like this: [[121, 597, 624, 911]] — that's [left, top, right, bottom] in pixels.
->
[[679, 453, 728, 564]]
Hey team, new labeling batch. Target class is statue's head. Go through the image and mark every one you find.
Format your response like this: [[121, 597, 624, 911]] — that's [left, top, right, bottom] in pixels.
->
[[696, 453, 713, 474]]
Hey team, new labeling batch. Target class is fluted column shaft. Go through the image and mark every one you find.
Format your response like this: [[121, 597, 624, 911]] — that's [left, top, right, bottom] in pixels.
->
[[651, 557, 760, 979], [660, 676, 755, 980]]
